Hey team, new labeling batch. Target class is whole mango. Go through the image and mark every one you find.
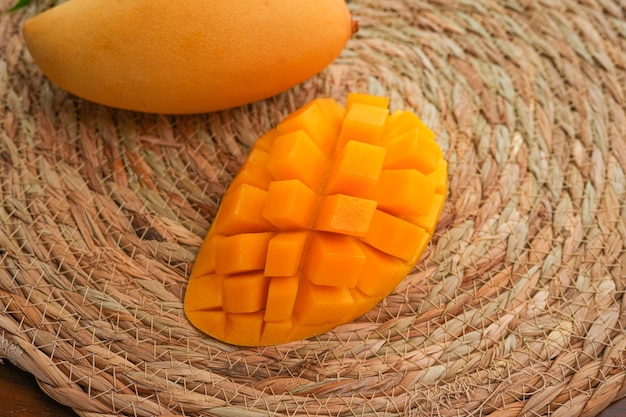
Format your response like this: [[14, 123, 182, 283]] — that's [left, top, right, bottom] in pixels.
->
[[22, 0, 355, 114]]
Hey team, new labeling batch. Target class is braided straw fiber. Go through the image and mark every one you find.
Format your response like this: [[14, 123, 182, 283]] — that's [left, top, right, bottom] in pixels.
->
[[1, 0, 626, 416]]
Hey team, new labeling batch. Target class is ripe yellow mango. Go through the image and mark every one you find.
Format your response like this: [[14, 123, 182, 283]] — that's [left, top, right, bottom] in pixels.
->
[[22, 0, 355, 114], [185, 94, 448, 346]]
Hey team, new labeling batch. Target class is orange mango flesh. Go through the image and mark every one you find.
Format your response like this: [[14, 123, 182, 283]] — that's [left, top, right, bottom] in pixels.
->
[[184, 94, 448, 346]]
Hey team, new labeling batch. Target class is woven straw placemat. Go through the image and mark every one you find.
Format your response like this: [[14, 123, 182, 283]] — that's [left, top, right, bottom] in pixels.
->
[[1, 0, 625, 416]]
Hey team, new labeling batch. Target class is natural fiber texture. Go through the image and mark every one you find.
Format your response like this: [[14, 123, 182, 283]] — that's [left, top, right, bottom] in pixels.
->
[[1, 0, 625, 416]]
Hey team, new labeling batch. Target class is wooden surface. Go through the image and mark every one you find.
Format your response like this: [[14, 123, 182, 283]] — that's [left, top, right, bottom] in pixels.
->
[[0, 361, 624, 417], [0, 362, 78, 417]]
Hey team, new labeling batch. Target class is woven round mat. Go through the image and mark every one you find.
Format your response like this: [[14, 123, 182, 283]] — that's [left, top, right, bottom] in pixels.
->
[[1, 0, 626, 416]]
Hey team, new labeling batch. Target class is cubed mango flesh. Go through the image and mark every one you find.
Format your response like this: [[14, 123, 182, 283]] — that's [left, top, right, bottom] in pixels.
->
[[184, 93, 447, 346]]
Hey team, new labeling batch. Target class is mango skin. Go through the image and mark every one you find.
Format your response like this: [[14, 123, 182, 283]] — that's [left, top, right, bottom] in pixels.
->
[[22, 0, 354, 114]]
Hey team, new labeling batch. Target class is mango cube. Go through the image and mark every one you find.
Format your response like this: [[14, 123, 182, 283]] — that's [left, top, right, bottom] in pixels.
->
[[215, 232, 274, 275], [304, 233, 366, 288], [262, 179, 317, 229], [293, 280, 354, 326], [384, 128, 442, 174], [337, 102, 389, 148], [266, 130, 327, 190], [324, 140, 386, 196], [222, 272, 269, 314], [276, 99, 342, 156], [367, 169, 436, 217], [264, 276, 299, 321], [212, 183, 276, 235], [265, 232, 309, 277], [315, 194, 377, 236]]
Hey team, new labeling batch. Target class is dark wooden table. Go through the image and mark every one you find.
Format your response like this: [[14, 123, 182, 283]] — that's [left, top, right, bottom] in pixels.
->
[[1, 361, 625, 416]]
